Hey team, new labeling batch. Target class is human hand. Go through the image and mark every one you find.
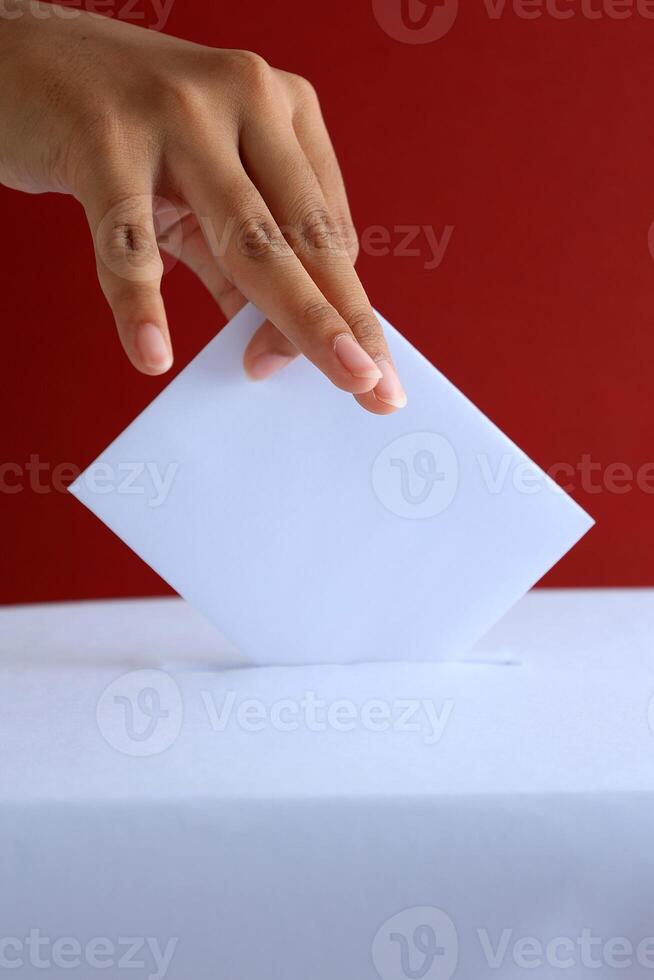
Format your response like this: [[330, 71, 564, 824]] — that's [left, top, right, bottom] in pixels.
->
[[0, 2, 407, 412]]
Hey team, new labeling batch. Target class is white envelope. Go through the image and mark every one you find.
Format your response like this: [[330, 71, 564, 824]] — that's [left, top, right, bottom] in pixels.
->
[[69, 304, 593, 665]]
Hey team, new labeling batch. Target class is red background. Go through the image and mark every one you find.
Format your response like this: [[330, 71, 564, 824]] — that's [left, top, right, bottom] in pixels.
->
[[2, 0, 652, 604]]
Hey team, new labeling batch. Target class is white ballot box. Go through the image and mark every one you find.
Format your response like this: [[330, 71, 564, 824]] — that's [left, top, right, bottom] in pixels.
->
[[1, 589, 653, 980]]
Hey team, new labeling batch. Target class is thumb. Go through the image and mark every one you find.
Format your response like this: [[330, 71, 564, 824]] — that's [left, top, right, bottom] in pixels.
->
[[243, 318, 299, 380]]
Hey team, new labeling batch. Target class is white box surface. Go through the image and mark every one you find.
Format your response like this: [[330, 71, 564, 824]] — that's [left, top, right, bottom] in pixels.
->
[[1, 590, 653, 979]]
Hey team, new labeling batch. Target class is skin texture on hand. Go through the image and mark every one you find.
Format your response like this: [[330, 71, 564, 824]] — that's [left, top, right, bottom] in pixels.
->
[[0, 1, 407, 413]]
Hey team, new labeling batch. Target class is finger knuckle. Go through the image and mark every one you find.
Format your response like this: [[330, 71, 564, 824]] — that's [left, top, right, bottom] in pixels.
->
[[296, 206, 342, 253], [230, 50, 274, 94], [96, 203, 163, 282], [234, 213, 288, 261], [157, 78, 207, 124], [348, 310, 384, 354], [287, 72, 319, 106], [300, 301, 338, 334]]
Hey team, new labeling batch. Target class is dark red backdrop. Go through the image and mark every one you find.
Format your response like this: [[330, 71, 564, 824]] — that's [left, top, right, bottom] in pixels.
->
[[2, 0, 652, 604]]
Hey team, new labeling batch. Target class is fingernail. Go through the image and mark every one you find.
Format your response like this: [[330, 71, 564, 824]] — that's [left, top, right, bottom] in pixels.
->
[[135, 323, 172, 373], [333, 334, 383, 381], [248, 352, 295, 380], [373, 359, 408, 409]]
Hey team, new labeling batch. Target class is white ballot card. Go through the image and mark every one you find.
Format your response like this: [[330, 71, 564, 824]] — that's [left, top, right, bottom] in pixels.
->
[[70, 304, 593, 665]]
